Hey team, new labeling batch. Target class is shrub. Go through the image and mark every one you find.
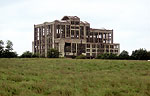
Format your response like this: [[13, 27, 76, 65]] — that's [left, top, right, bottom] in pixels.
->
[[75, 54, 87, 59], [20, 51, 33, 58], [97, 53, 118, 59], [47, 48, 60, 58]]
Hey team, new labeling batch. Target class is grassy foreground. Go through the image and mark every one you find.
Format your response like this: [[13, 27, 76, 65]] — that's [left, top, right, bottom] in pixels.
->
[[0, 58, 150, 96]]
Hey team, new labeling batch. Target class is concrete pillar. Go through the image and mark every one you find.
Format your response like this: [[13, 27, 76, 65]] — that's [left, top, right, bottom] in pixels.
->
[[52, 24, 55, 49], [112, 30, 113, 44], [45, 25, 48, 57]]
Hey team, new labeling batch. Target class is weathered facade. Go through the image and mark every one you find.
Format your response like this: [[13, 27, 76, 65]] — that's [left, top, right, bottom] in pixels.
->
[[32, 16, 120, 58]]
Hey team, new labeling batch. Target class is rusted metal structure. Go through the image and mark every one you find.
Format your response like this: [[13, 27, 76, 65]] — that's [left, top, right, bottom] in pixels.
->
[[32, 16, 120, 58]]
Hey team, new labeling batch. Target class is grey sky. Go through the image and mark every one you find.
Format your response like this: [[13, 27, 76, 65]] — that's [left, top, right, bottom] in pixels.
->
[[0, 0, 150, 55]]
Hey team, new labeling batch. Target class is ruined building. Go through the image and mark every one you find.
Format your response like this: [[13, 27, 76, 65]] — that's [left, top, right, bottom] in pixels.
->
[[32, 16, 120, 58]]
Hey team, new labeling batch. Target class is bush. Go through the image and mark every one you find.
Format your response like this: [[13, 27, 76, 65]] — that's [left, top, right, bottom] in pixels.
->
[[20, 51, 39, 58], [20, 51, 33, 58], [75, 54, 87, 59], [47, 48, 60, 58], [97, 53, 118, 59], [32, 53, 39, 58], [2, 51, 18, 58]]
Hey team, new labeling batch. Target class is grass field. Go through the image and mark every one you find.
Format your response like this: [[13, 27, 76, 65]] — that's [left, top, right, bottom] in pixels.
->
[[0, 58, 150, 96]]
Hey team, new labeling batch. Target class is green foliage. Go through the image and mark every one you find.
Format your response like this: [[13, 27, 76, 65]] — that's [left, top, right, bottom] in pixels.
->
[[131, 48, 149, 60], [119, 50, 130, 59], [32, 53, 39, 58], [20, 51, 33, 58], [20, 51, 39, 58], [147, 51, 150, 60], [0, 40, 4, 57], [1, 59, 150, 96], [3, 51, 18, 58], [47, 48, 60, 58], [0, 40, 18, 58], [75, 54, 87, 59], [97, 53, 118, 59], [5, 40, 13, 51]]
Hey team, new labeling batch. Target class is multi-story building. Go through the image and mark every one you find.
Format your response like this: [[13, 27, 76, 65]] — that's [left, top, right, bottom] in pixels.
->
[[32, 16, 120, 58]]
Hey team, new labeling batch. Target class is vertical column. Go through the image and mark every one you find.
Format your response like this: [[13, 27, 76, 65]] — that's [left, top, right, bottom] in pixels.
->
[[39, 27, 41, 57], [33, 25, 36, 54], [118, 44, 120, 55], [71, 43, 72, 53], [79, 25, 80, 39], [76, 43, 77, 55], [45, 25, 48, 57], [112, 30, 113, 44], [84, 26, 86, 40], [52, 24, 55, 49], [96, 44, 97, 57], [109, 45, 110, 54], [64, 24, 67, 38]]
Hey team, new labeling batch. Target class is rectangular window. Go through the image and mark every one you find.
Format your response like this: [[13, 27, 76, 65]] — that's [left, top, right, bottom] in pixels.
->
[[92, 44, 96, 48], [87, 49, 90, 52], [71, 30, 74, 38], [87, 44, 90, 48], [66, 25, 70, 37]]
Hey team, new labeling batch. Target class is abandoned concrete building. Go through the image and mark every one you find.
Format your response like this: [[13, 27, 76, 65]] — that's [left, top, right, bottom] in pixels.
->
[[32, 16, 120, 58]]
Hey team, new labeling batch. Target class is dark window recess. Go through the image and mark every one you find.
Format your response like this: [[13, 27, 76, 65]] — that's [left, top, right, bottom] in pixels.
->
[[87, 44, 90, 48], [71, 30, 74, 38], [86, 26, 90, 36], [71, 26, 74, 29], [87, 49, 90, 52], [92, 44, 96, 48], [72, 43, 76, 53], [92, 53, 96, 57], [76, 30, 79, 38], [71, 21, 74, 25], [92, 49, 96, 52], [86, 53, 90, 57], [61, 25, 65, 38], [75, 27, 79, 29], [66, 25, 70, 37], [65, 43, 71, 52], [77, 44, 86, 55], [75, 21, 79, 25], [80, 26, 84, 39]]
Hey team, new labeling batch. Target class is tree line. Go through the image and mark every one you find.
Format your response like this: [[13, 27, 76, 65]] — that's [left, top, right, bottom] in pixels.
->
[[0, 40, 150, 60], [96, 49, 150, 60]]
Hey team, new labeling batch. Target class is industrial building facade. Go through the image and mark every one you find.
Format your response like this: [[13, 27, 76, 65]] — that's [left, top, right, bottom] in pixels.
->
[[32, 16, 120, 58]]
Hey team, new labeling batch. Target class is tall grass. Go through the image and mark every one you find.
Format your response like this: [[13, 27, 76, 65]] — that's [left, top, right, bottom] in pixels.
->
[[0, 58, 150, 96]]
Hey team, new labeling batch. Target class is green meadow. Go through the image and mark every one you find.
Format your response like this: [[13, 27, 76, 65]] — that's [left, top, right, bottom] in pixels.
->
[[0, 58, 150, 96]]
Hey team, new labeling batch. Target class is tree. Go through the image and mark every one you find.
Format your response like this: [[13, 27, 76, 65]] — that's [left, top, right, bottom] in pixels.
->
[[4, 51, 18, 58], [131, 48, 148, 60], [0, 40, 4, 57], [47, 48, 60, 58], [119, 50, 130, 59], [20, 51, 33, 58], [147, 51, 150, 60], [0, 40, 17, 58], [5, 40, 13, 52]]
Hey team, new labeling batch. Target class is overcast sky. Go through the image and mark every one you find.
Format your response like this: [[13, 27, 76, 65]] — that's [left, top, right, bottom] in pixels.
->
[[0, 0, 150, 55]]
